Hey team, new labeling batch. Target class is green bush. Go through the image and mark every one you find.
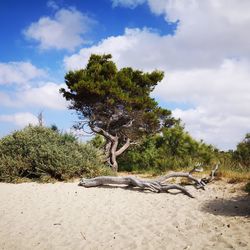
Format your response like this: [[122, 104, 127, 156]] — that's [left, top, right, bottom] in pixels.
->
[[0, 126, 113, 182], [233, 133, 250, 167], [118, 124, 216, 174]]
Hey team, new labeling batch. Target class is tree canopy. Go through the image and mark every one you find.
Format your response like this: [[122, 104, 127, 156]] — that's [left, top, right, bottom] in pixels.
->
[[60, 54, 175, 171]]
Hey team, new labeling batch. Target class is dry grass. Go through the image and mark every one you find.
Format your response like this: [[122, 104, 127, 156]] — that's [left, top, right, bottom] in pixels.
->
[[119, 165, 250, 184]]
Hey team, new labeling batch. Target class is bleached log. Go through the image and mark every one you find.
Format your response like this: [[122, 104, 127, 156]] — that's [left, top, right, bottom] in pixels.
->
[[79, 164, 219, 198]]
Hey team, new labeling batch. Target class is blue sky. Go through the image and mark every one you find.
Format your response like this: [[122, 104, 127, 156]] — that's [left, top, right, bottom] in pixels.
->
[[0, 0, 250, 150]]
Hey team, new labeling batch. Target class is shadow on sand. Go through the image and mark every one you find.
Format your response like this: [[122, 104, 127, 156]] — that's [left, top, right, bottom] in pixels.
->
[[201, 195, 250, 217], [83, 184, 188, 196]]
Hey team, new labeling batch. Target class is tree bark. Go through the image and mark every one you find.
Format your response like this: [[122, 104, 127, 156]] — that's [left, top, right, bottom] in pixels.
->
[[79, 164, 219, 198], [110, 137, 119, 172], [115, 138, 131, 157], [89, 124, 131, 172]]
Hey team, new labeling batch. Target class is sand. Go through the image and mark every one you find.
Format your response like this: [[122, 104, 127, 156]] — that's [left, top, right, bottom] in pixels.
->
[[0, 180, 249, 250]]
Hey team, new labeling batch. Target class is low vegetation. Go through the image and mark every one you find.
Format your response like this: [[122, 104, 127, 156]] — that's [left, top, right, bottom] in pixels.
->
[[90, 124, 249, 183], [0, 124, 249, 184], [0, 125, 112, 183], [117, 124, 215, 173]]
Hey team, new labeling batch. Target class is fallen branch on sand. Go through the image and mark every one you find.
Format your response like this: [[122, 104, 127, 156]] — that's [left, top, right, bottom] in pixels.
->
[[79, 164, 219, 198]]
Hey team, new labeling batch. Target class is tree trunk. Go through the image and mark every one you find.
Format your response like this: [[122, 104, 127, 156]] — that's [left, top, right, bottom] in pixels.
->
[[110, 139, 119, 172], [89, 126, 131, 172], [79, 164, 219, 198], [108, 137, 131, 172]]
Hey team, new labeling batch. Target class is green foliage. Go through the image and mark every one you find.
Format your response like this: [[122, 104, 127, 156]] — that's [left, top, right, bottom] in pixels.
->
[[0, 126, 113, 182], [88, 134, 105, 149], [157, 125, 215, 163], [118, 124, 216, 173], [60, 54, 175, 141], [118, 136, 159, 172], [233, 133, 250, 166]]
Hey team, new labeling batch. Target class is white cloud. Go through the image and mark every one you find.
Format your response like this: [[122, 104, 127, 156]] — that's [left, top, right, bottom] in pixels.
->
[[154, 59, 250, 114], [18, 82, 67, 110], [147, 0, 250, 24], [154, 59, 250, 149], [64, 28, 177, 71], [0, 61, 46, 85], [148, 0, 250, 63], [173, 108, 250, 150], [0, 82, 67, 110], [64, 28, 143, 70], [24, 8, 94, 51], [0, 59, 66, 110], [111, 0, 146, 8], [0, 112, 38, 127], [107, 0, 250, 70], [47, 0, 59, 10]]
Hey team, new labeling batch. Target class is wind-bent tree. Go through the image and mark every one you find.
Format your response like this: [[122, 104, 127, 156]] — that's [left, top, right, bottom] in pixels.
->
[[60, 54, 175, 171]]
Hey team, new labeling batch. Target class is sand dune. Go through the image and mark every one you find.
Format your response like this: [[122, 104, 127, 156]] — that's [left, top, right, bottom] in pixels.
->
[[0, 180, 249, 250]]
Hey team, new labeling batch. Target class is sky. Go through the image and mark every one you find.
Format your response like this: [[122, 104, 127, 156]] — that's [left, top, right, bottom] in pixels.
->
[[0, 0, 250, 150]]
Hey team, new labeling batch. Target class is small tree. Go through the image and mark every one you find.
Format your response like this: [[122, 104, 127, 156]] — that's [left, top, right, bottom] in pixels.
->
[[60, 54, 175, 171]]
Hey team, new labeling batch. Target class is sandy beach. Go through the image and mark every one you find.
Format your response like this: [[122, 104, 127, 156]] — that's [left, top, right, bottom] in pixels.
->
[[0, 180, 249, 250]]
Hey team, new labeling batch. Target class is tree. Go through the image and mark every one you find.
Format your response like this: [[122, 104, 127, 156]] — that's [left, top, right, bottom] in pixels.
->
[[60, 54, 175, 171]]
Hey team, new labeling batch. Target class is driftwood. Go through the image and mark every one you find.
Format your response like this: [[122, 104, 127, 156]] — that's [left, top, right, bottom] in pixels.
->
[[79, 164, 219, 198]]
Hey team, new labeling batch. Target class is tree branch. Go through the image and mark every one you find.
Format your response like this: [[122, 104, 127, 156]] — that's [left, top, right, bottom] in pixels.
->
[[110, 137, 119, 171], [115, 138, 131, 157], [79, 164, 219, 198], [89, 124, 116, 141], [79, 176, 194, 197], [122, 119, 134, 128]]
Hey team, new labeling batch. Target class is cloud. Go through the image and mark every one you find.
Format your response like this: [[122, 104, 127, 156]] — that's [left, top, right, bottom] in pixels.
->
[[0, 59, 66, 110], [151, 0, 250, 63], [111, 0, 146, 8], [106, 0, 250, 70], [173, 108, 250, 150], [0, 112, 38, 127], [64, 0, 250, 150], [0, 61, 46, 85], [64, 28, 174, 71], [47, 0, 59, 10], [154, 59, 250, 149], [0, 82, 67, 110], [24, 8, 95, 51], [18, 82, 67, 110]]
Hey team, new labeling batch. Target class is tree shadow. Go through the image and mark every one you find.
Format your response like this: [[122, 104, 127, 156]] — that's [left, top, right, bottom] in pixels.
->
[[96, 184, 144, 192], [87, 184, 189, 196], [201, 195, 250, 217], [95, 184, 156, 194]]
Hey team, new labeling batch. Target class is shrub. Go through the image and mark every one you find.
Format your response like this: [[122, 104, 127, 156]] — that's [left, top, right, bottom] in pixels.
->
[[118, 124, 216, 174], [0, 126, 112, 182], [233, 133, 250, 167]]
